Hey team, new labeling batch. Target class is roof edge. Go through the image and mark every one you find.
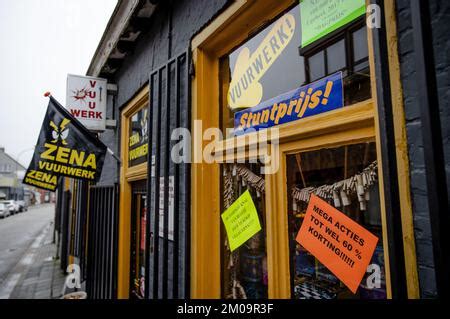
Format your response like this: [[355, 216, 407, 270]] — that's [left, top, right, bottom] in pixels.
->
[[86, 0, 141, 77]]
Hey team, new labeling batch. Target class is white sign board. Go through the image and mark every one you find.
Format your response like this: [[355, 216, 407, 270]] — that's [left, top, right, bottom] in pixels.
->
[[66, 74, 107, 132]]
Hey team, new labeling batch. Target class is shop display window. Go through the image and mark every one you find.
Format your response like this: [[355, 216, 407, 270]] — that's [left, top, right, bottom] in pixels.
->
[[215, 1, 380, 299], [220, 4, 372, 136], [286, 143, 387, 299], [221, 164, 268, 299]]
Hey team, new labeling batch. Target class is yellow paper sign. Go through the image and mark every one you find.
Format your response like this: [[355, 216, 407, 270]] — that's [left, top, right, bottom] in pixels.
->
[[221, 190, 262, 252]]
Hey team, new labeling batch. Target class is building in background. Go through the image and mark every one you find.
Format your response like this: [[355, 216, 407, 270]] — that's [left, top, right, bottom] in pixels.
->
[[55, 0, 450, 300], [0, 146, 26, 201]]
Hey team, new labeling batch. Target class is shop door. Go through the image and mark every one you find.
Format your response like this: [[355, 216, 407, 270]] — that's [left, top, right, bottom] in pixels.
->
[[129, 180, 148, 299]]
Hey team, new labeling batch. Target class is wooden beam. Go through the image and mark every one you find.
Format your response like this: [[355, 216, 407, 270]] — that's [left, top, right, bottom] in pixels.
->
[[87, 0, 141, 77]]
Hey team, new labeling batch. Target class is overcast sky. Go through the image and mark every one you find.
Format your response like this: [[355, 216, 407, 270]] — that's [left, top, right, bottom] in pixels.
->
[[0, 0, 117, 168]]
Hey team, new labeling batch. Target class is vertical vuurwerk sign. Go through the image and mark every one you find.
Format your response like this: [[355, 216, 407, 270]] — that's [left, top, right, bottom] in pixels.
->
[[66, 74, 107, 132], [22, 96, 107, 191]]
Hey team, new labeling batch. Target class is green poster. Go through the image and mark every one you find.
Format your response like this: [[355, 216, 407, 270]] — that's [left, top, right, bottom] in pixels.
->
[[221, 190, 262, 252], [301, 0, 366, 48]]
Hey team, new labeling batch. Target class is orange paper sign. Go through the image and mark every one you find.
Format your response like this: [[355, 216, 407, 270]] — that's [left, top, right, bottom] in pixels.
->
[[296, 194, 378, 293]]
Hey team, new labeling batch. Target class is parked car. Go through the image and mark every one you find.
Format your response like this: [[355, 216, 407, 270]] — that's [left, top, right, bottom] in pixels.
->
[[1, 200, 20, 215], [17, 200, 28, 212], [0, 202, 11, 219]]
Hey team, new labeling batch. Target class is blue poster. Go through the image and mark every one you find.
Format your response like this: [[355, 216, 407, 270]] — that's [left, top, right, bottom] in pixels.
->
[[234, 72, 344, 135]]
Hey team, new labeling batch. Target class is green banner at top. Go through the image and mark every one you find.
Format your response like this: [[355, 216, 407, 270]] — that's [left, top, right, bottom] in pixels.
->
[[300, 0, 366, 48]]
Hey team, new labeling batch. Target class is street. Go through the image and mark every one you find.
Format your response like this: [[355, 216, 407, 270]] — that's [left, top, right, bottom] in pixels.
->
[[0, 204, 58, 299]]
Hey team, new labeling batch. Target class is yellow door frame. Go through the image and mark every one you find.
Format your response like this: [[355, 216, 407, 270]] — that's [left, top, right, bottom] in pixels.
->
[[190, 0, 419, 299], [117, 86, 149, 299]]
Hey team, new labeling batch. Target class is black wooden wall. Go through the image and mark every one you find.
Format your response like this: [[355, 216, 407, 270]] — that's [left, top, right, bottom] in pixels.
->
[[147, 51, 190, 299]]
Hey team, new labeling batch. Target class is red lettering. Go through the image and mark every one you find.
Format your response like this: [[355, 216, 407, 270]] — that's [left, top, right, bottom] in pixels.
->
[[70, 109, 81, 117], [88, 102, 96, 109], [88, 91, 96, 98], [70, 109, 102, 119], [89, 80, 96, 88]]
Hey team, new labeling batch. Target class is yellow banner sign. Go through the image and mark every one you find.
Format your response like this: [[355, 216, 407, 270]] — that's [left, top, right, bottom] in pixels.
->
[[23, 170, 58, 191]]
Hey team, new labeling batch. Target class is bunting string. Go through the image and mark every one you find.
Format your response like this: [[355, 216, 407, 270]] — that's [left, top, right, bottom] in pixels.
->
[[292, 161, 378, 211]]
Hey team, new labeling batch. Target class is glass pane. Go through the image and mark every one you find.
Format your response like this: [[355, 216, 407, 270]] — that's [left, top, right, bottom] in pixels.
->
[[326, 40, 346, 73], [128, 106, 149, 167], [353, 26, 368, 63], [344, 26, 371, 106], [286, 142, 387, 299], [221, 163, 268, 299], [309, 50, 325, 82], [354, 60, 370, 72]]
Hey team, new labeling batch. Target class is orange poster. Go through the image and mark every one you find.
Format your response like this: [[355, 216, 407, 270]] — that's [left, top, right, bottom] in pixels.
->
[[296, 194, 378, 293]]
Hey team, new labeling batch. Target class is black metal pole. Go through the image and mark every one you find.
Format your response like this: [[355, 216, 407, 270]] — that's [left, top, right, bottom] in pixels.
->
[[410, 0, 450, 298]]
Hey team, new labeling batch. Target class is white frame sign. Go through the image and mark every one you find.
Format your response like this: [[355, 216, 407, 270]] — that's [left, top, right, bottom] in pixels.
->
[[66, 74, 107, 132]]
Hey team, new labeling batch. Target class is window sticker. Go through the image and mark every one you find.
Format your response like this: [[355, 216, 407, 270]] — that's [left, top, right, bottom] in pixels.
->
[[228, 13, 296, 110]]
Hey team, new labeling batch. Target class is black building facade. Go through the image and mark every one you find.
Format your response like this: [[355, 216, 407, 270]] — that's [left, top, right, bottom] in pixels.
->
[[55, 0, 450, 299]]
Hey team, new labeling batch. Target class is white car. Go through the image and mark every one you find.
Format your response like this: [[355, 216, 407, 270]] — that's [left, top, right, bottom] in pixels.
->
[[17, 200, 28, 212], [0, 202, 11, 218], [1, 200, 20, 215]]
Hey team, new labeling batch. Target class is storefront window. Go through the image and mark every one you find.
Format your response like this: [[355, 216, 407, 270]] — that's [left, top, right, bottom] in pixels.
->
[[286, 143, 387, 299], [214, 1, 381, 300], [128, 106, 149, 167], [220, 4, 372, 136], [221, 164, 268, 299]]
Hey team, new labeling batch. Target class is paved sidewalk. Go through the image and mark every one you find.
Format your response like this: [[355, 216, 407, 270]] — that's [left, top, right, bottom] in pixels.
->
[[5, 222, 67, 299]]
